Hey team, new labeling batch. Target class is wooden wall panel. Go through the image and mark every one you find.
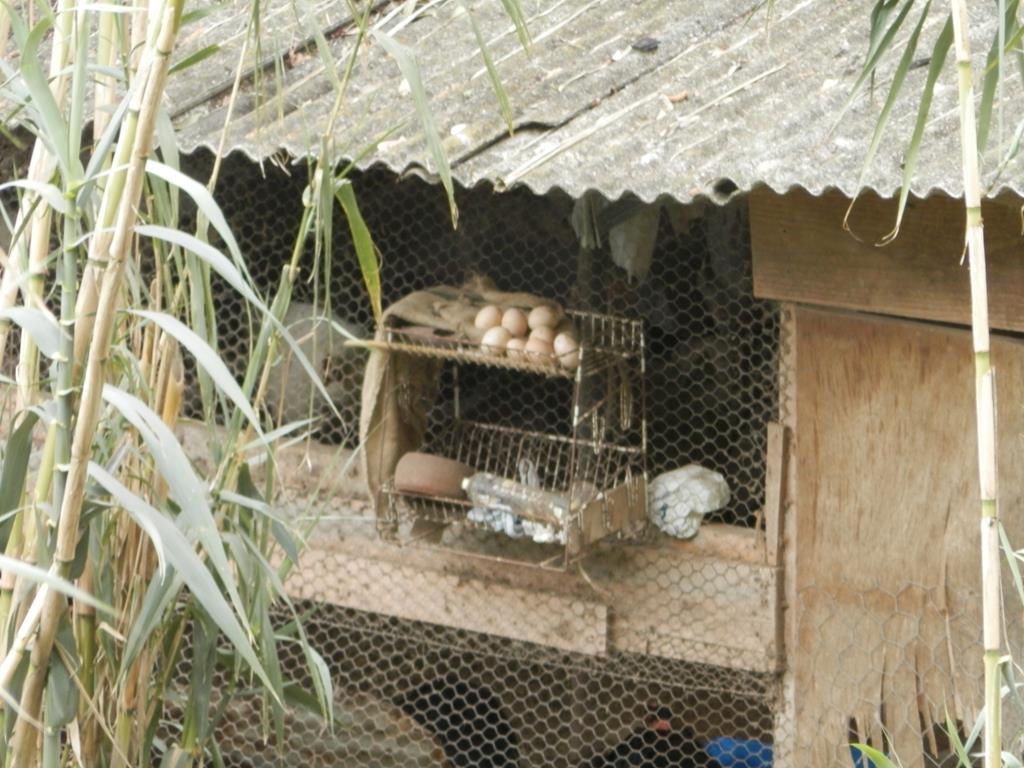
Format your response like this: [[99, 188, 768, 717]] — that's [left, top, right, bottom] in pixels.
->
[[750, 188, 1024, 332], [793, 308, 1024, 766]]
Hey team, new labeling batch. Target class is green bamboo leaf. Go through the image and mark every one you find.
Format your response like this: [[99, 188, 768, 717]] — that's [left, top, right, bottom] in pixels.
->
[[88, 463, 276, 697], [944, 708, 973, 767], [129, 310, 262, 435], [978, 0, 1020, 153], [0, 180, 72, 214], [294, 0, 343, 92], [239, 418, 316, 453], [143, 162, 247, 273], [846, 0, 931, 231], [20, 19, 74, 177], [0, 555, 115, 615], [137, 225, 341, 419], [180, 4, 224, 26], [879, 13, 953, 244], [990, 115, 1024, 190], [78, 95, 131, 209], [120, 569, 184, 671], [169, 44, 221, 75], [334, 180, 382, 326], [254, 595, 287, 746], [0, 307, 66, 359], [88, 462, 168, 579], [834, 0, 917, 132], [188, 614, 219, 744], [0, 410, 38, 548], [374, 30, 459, 228], [999, 521, 1024, 608], [499, 0, 530, 50], [1001, 662, 1024, 734], [101, 385, 249, 629], [43, 617, 78, 729], [464, 4, 514, 134], [850, 744, 900, 768]]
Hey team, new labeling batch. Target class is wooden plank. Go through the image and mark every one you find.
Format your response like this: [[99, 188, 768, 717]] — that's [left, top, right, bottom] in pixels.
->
[[791, 308, 1024, 764], [288, 545, 610, 656], [763, 422, 788, 567], [288, 521, 780, 672], [773, 305, 798, 768], [665, 522, 763, 564], [749, 188, 1024, 332]]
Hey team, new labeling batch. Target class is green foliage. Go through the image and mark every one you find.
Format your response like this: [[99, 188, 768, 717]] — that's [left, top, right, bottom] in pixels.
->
[[0, 0, 529, 763]]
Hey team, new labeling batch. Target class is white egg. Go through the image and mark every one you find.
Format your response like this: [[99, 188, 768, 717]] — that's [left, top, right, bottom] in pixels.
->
[[553, 332, 580, 369], [481, 326, 511, 354], [524, 336, 554, 361], [475, 305, 503, 331], [529, 326, 556, 344], [528, 304, 563, 330], [501, 307, 529, 338], [506, 337, 527, 357], [556, 318, 577, 337]]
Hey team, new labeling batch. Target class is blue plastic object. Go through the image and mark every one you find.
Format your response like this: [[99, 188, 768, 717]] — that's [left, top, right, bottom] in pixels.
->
[[705, 737, 773, 768]]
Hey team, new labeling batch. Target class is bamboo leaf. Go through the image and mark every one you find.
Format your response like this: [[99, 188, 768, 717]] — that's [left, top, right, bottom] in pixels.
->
[[120, 569, 184, 671], [0, 555, 115, 615], [137, 225, 340, 418], [88, 462, 276, 696], [464, 3, 514, 134], [846, 0, 931, 231], [879, 13, 953, 244], [334, 180, 381, 326], [850, 744, 899, 768], [143, 162, 248, 273], [78, 95, 130, 208], [129, 310, 262, 435], [43, 617, 78, 728], [239, 418, 316, 452], [169, 44, 221, 75], [88, 463, 168, 579], [944, 708, 973, 767], [374, 31, 459, 228], [20, 18, 74, 177], [0, 180, 72, 214], [834, 0, 917, 131], [0, 410, 39, 548], [499, 0, 530, 50], [100, 385, 250, 629], [0, 307, 66, 359], [977, 0, 1020, 152]]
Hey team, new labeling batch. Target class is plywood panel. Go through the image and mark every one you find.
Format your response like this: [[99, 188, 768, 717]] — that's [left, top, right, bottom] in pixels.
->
[[793, 308, 1024, 766], [750, 189, 1024, 332]]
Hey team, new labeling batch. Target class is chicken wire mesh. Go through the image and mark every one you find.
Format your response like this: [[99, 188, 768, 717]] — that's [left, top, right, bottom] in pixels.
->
[[792, 578, 1023, 768], [0, 135, 786, 765], [172, 598, 777, 768], [178, 150, 779, 530], [157, 149, 784, 766]]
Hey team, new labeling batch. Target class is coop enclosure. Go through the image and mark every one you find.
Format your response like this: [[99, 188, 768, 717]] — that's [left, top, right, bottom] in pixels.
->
[[172, 149, 785, 768]]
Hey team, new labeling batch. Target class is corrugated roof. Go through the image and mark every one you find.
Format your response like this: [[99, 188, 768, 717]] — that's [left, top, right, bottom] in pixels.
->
[[167, 0, 1022, 202]]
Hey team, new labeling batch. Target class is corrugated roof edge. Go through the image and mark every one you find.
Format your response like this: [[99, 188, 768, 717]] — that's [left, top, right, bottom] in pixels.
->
[[178, 136, 1024, 208]]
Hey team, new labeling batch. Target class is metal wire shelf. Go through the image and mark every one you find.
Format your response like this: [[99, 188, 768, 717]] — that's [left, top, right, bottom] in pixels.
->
[[349, 310, 644, 378], [384, 420, 646, 557]]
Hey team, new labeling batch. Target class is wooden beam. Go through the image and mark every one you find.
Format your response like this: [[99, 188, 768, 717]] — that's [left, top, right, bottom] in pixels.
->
[[763, 423, 788, 567], [749, 188, 1024, 332]]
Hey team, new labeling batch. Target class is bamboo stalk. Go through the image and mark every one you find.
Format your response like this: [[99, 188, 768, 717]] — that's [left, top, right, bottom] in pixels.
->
[[0, 0, 184, 737], [950, 2, 1002, 767]]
